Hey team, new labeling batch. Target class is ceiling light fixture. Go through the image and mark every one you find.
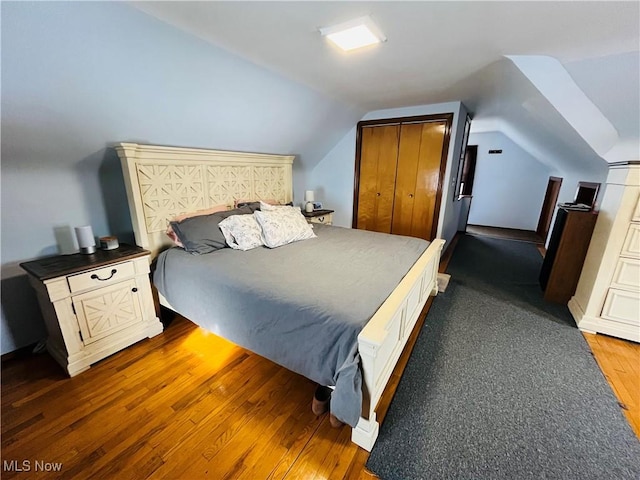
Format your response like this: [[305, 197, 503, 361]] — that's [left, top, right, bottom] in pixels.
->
[[319, 16, 386, 52]]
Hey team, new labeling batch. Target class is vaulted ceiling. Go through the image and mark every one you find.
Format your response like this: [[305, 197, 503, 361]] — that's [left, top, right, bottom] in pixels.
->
[[131, 1, 640, 172]]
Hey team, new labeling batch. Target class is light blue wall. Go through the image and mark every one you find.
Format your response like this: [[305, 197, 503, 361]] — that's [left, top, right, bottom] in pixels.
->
[[308, 127, 358, 227], [467, 131, 608, 232], [467, 132, 551, 230], [1, 2, 363, 354], [310, 102, 466, 248]]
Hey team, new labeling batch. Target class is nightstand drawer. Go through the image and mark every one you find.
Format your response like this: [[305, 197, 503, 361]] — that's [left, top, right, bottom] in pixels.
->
[[68, 261, 136, 293], [308, 213, 333, 225]]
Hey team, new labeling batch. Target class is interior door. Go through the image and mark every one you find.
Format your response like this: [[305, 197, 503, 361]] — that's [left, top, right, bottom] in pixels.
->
[[356, 125, 400, 233], [391, 121, 447, 240], [537, 176, 563, 243]]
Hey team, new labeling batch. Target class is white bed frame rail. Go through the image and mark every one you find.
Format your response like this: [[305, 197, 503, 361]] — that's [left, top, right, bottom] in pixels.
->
[[353, 238, 444, 450], [116, 142, 445, 452]]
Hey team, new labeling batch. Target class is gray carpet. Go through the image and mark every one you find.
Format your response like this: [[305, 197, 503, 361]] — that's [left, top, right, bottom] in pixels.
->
[[366, 234, 640, 480]]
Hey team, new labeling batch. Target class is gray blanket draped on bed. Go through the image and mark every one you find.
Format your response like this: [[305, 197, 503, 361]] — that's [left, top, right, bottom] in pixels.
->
[[154, 224, 428, 427]]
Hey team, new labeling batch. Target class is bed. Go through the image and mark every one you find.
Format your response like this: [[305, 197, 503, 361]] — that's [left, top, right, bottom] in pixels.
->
[[116, 142, 445, 451]]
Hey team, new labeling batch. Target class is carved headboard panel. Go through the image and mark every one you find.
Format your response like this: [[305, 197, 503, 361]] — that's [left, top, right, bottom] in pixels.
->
[[115, 143, 294, 257]]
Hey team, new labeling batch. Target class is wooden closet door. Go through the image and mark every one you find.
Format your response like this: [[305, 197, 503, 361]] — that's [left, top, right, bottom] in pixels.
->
[[391, 121, 447, 240], [356, 125, 400, 233]]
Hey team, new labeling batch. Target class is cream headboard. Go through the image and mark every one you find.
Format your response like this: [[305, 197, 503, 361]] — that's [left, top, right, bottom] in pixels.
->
[[115, 142, 294, 257]]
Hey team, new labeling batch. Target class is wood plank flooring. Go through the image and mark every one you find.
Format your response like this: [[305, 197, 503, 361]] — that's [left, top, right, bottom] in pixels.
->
[[582, 332, 640, 437], [2, 235, 638, 479], [1, 316, 346, 479]]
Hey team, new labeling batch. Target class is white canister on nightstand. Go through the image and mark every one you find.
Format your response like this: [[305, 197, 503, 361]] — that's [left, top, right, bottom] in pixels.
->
[[75, 226, 96, 254]]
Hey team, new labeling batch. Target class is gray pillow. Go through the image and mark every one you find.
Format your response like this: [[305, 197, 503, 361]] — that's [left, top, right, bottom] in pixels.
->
[[234, 201, 262, 212], [170, 205, 253, 254], [236, 201, 294, 211]]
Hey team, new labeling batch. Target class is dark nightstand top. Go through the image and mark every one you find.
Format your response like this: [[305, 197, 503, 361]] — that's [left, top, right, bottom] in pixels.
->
[[302, 209, 334, 218], [20, 244, 150, 281]]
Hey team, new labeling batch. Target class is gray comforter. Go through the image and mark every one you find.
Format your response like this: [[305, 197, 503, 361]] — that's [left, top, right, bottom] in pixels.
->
[[154, 224, 429, 427]]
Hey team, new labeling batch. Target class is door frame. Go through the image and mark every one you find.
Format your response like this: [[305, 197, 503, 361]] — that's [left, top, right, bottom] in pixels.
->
[[352, 113, 454, 241], [536, 176, 563, 242]]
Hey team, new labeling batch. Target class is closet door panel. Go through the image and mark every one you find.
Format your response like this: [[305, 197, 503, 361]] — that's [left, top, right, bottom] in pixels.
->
[[412, 121, 447, 240], [357, 125, 399, 233], [391, 123, 422, 236]]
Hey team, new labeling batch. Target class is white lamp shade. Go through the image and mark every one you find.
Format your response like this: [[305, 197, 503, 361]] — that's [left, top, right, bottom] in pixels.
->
[[305, 190, 315, 202]]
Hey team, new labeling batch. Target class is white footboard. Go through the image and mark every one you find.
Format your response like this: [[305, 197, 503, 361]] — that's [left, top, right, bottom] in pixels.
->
[[352, 238, 445, 451]]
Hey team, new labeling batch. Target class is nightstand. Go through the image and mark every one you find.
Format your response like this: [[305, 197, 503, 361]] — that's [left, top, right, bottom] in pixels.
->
[[20, 244, 163, 376], [302, 209, 334, 225]]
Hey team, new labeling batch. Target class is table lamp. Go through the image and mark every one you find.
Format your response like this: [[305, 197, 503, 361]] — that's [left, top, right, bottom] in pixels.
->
[[305, 191, 315, 213]]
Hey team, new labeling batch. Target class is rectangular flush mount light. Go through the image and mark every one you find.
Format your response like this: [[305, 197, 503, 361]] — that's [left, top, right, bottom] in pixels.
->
[[319, 16, 386, 52]]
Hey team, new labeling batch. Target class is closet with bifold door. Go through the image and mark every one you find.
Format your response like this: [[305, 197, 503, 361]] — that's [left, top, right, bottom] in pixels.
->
[[353, 114, 453, 241]]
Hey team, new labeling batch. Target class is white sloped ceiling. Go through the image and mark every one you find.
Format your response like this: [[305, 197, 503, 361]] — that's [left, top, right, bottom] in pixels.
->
[[130, 1, 639, 170]]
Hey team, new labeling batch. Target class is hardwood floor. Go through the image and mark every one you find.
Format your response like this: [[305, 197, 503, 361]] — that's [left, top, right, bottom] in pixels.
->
[[3, 302, 448, 480], [2, 235, 638, 479], [582, 332, 640, 438]]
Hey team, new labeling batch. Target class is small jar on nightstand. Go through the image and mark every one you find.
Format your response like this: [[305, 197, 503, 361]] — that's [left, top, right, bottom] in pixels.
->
[[302, 209, 334, 226]]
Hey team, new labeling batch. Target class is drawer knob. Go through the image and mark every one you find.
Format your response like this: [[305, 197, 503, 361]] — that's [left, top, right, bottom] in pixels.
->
[[131, 287, 138, 293], [91, 269, 117, 281]]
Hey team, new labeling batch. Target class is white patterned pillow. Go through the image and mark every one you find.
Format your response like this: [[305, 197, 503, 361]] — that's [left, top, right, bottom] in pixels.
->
[[253, 206, 316, 248], [218, 214, 264, 251]]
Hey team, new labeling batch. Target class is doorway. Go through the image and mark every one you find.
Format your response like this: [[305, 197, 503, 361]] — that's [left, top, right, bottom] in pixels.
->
[[458, 145, 477, 198], [536, 176, 563, 243]]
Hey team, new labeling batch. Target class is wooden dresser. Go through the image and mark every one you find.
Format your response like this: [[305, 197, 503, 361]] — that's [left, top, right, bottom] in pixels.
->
[[539, 208, 598, 303]]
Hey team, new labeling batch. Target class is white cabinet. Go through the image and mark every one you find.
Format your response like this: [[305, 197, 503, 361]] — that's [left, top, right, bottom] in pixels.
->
[[611, 257, 640, 291], [601, 289, 640, 326], [73, 277, 143, 345], [621, 223, 640, 257], [21, 245, 163, 376], [569, 164, 640, 343]]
